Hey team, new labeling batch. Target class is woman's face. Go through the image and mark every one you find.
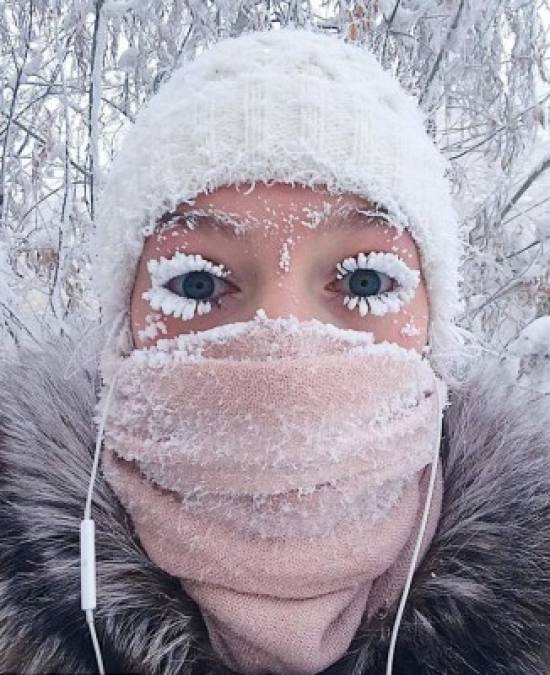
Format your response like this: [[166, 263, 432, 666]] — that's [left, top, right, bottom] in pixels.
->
[[130, 183, 429, 351]]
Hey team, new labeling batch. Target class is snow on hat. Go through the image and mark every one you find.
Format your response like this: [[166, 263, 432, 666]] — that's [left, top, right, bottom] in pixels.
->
[[93, 25, 465, 379]]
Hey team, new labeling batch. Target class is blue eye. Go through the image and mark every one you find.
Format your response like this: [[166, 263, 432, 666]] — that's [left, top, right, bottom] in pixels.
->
[[166, 271, 225, 301], [344, 269, 394, 297], [333, 251, 418, 318]]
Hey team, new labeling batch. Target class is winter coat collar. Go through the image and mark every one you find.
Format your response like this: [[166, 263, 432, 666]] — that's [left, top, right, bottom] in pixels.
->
[[0, 336, 549, 675]]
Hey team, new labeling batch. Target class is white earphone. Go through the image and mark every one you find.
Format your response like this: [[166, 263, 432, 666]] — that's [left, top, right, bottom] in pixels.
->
[[385, 374, 445, 674], [80, 312, 127, 675]]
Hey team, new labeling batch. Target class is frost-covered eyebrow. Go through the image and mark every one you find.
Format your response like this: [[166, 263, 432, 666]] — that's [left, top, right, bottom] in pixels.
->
[[333, 205, 392, 229], [156, 208, 253, 234], [155, 204, 391, 233]]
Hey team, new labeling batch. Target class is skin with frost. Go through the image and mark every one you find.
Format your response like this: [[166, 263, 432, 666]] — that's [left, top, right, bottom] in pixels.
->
[[130, 183, 429, 352]]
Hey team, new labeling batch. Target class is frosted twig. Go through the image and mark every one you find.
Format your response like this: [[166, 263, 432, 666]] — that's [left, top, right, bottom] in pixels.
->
[[88, 0, 107, 220]]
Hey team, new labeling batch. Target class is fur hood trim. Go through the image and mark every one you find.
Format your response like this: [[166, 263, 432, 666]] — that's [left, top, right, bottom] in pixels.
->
[[0, 336, 549, 674]]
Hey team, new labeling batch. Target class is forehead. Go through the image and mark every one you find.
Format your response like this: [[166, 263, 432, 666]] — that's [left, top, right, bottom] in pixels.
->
[[155, 182, 397, 235], [185, 182, 371, 214]]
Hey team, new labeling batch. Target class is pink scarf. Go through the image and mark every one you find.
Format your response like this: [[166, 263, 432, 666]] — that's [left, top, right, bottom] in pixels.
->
[[100, 318, 444, 674]]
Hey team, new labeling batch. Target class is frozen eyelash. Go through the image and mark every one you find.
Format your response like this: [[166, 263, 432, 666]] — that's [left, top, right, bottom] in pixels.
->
[[142, 252, 230, 321], [336, 252, 420, 318]]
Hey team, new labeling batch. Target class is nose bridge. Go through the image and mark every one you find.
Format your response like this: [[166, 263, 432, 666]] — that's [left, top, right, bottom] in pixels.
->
[[255, 277, 305, 319], [252, 262, 315, 320]]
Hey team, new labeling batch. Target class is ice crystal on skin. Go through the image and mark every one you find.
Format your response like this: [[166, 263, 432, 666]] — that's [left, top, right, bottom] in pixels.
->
[[142, 251, 229, 320], [301, 200, 335, 229], [137, 313, 168, 342], [401, 319, 421, 337], [337, 251, 419, 318], [279, 238, 293, 272]]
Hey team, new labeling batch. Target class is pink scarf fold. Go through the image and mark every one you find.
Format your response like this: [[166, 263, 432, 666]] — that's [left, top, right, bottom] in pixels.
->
[[100, 319, 444, 674]]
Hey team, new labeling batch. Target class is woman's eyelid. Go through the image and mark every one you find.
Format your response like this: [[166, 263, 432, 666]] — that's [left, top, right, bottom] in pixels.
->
[[334, 250, 416, 279], [147, 251, 234, 287]]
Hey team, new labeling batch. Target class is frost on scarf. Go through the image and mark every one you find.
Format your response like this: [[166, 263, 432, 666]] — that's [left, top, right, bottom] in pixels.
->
[[100, 316, 444, 540]]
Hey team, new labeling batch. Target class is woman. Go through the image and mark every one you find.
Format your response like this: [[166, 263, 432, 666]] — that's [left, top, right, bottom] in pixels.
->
[[1, 27, 549, 675]]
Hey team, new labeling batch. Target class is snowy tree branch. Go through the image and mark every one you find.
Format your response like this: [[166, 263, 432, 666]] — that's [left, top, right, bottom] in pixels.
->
[[88, 0, 106, 220], [418, 0, 467, 108], [500, 155, 550, 221]]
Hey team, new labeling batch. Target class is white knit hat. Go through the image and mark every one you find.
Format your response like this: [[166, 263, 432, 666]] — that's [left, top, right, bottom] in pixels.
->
[[93, 26, 465, 380]]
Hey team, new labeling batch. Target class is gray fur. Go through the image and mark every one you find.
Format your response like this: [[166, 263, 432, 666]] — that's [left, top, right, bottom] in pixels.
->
[[0, 334, 549, 674]]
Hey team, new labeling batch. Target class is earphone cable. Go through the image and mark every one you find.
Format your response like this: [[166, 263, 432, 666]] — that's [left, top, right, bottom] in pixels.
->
[[385, 375, 444, 675]]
